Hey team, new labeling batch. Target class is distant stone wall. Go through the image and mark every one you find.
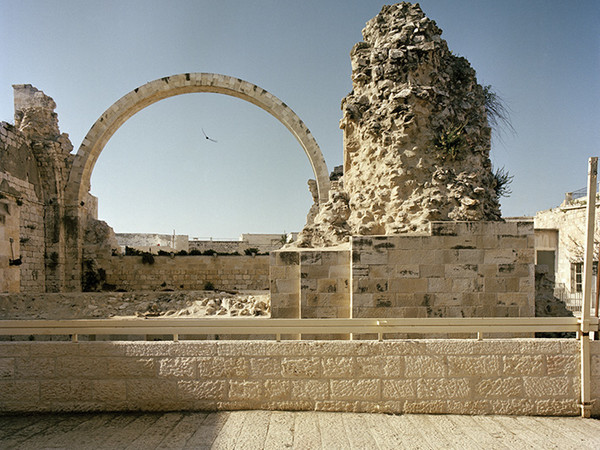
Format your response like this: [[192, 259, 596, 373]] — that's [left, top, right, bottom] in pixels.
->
[[271, 222, 535, 323], [0, 339, 595, 416], [116, 233, 189, 253], [102, 255, 269, 291]]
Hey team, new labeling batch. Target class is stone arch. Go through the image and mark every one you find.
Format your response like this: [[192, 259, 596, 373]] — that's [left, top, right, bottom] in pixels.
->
[[66, 73, 330, 207]]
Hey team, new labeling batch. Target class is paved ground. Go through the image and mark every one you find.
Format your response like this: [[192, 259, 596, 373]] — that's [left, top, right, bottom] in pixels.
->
[[1, 410, 599, 449]]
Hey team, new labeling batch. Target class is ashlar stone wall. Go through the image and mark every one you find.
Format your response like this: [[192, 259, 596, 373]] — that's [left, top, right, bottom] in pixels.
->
[[272, 221, 535, 322], [0, 339, 596, 416], [1, 123, 47, 293], [102, 255, 269, 291]]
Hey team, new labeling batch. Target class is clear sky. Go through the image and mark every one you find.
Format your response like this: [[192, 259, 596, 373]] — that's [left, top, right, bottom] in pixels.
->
[[1, 0, 599, 238]]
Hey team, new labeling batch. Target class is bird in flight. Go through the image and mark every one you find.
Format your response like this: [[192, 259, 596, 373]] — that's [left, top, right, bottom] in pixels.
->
[[202, 128, 217, 143]]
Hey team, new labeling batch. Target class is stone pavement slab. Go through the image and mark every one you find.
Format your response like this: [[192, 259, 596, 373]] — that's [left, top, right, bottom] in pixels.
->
[[0, 411, 599, 449]]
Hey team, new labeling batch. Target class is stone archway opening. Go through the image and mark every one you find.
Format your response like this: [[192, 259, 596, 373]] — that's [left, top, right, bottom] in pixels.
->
[[66, 73, 330, 209], [62, 73, 330, 290], [90, 92, 318, 237]]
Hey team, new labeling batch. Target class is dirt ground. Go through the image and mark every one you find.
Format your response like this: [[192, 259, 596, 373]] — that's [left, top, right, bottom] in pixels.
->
[[0, 290, 270, 320]]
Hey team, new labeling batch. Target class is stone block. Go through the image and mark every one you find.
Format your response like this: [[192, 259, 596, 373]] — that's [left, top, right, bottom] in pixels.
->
[[403, 400, 447, 414], [262, 379, 291, 401], [107, 357, 156, 378], [40, 380, 94, 402], [229, 380, 263, 401], [355, 355, 400, 377], [475, 377, 523, 398], [417, 378, 469, 399], [15, 357, 56, 379], [536, 399, 579, 416], [394, 264, 420, 278], [447, 355, 500, 376], [419, 264, 445, 278], [0, 380, 39, 405], [546, 355, 578, 376], [276, 279, 299, 294], [389, 278, 428, 293], [360, 250, 388, 265], [0, 358, 14, 378], [290, 379, 329, 401], [321, 357, 355, 378], [487, 399, 536, 415], [523, 376, 571, 398], [249, 357, 282, 378], [94, 380, 127, 405], [445, 264, 479, 278], [281, 357, 321, 378], [56, 356, 108, 379], [158, 357, 196, 378], [382, 380, 416, 399], [502, 355, 544, 376], [178, 380, 226, 401], [404, 355, 445, 377], [197, 357, 249, 378], [330, 379, 380, 400]]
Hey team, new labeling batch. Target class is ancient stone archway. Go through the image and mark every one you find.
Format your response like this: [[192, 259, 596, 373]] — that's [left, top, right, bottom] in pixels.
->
[[66, 73, 330, 207]]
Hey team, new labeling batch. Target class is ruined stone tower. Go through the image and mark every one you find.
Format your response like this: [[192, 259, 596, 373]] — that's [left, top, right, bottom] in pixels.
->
[[297, 2, 502, 247]]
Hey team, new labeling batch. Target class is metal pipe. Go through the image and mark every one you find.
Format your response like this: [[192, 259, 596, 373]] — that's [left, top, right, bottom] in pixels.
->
[[580, 157, 597, 417]]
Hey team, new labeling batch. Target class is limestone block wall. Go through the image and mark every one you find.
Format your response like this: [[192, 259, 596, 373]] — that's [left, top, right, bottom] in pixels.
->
[[0, 339, 595, 416], [102, 255, 269, 291], [269, 252, 300, 318], [300, 250, 351, 319], [352, 221, 535, 319], [0, 191, 20, 293], [271, 222, 535, 321], [1, 121, 47, 293], [189, 240, 255, 255]]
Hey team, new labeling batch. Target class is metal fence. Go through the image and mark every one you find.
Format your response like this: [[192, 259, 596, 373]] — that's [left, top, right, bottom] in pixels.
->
[[0, 316, 596, 342]]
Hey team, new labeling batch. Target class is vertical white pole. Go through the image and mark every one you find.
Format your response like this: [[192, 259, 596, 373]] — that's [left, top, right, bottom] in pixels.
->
[[580, 157, 597, 417]]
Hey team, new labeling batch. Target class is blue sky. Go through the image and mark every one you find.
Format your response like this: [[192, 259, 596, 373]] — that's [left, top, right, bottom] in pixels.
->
[[1, 0, 599, 238]]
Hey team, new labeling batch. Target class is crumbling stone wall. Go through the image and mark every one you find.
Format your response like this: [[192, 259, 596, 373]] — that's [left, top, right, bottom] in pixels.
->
[[297, 2, 501, 247], [0, 85, 84, 293], [1, 121, 47, 292]]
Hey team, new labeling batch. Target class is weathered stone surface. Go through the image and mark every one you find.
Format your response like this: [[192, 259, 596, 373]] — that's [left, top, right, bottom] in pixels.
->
[[296, 2, 501, 247], [0, 340, 595, 416]]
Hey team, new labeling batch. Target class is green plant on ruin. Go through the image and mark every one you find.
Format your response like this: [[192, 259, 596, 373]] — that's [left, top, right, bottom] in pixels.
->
[[203, 281, 215, 290], [47, 251, 59, 270], [82, 258, 106, 292], [244, 248, 260, 256], [434, 122, 467, 162], [141, 253, 155, 265], [493, 166, 514, 198], [483, 85, 514, 135]]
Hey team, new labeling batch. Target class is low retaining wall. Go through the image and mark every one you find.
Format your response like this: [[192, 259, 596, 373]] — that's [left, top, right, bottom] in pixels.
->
[[1, 339, 598, 416], [102, 255, 269, 291]]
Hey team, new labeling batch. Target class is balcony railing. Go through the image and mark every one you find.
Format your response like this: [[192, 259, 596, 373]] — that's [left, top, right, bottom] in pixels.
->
[[0, 316, 596, 342]]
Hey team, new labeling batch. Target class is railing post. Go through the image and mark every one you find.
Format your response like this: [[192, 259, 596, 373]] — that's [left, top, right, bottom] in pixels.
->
[[580, 156, 597, 418]]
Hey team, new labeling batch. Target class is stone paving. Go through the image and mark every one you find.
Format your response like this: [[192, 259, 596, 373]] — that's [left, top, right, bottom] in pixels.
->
[[1, 410, 599, 449]]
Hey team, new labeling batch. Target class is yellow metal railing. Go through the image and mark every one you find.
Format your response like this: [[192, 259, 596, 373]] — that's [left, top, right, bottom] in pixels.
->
[[0, 316, 596, 342]]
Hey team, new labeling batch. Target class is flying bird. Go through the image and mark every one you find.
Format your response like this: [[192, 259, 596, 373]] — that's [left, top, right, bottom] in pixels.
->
[[202, 129, 217, 143]]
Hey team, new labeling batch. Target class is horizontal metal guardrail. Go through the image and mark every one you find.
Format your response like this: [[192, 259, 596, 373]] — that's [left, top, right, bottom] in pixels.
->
[[0, 317, 597, 341]]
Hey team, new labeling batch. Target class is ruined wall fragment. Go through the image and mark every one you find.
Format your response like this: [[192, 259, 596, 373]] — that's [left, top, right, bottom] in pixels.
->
[[297, 2, 501, 247]]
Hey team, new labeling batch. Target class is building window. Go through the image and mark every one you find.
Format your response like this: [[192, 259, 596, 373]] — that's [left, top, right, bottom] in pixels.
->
[[571, 263, 583, 292], [571, 261, 598, 292]]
